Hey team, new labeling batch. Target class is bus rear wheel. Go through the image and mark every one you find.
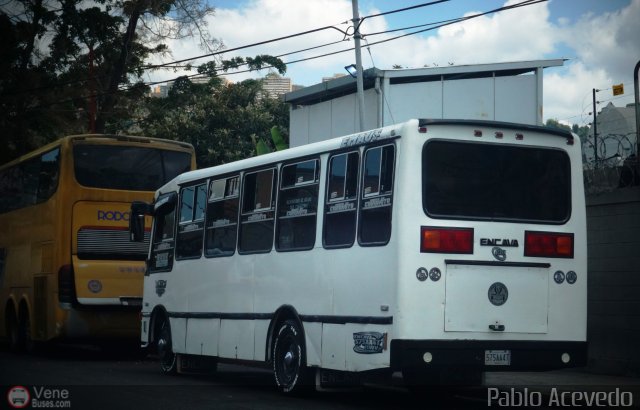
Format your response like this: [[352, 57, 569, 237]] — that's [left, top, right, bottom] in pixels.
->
[[272, 320, 310, 394], [6, 311, 22, 352], [157, 319, 177, 374]]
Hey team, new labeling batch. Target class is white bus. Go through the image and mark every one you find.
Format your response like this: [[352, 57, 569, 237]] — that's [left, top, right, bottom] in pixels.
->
[[130, 119, 587, 393]]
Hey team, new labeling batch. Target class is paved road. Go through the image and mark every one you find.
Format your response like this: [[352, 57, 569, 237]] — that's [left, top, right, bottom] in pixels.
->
[[0, 344, 489, 410], [5, 344, 636, 409]]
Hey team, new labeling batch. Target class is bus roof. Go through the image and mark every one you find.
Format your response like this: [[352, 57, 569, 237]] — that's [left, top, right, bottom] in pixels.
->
[[418, 119, 575, 144], [166, 118, 575, 193], [0, 134, 194, 170]]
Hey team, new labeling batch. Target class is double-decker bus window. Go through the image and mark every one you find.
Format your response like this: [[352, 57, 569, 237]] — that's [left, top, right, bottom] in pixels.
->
[[324, 152, 359, 248], [205, 176, 240, 257], [176, 184, 206, 259], [359, 145, 395, 246], [74, 145, 192, 191], [150, 193, 177, 272], [0, 148, 60, 213], [239, 168, 276, 254], [276, 159, 319, 251], [37, 149, 61, 202]]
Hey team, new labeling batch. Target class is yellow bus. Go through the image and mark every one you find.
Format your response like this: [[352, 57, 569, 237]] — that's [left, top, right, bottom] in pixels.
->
[[0, 135, 195, 351]]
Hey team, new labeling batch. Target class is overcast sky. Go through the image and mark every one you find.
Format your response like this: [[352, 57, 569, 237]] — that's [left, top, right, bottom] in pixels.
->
[[148, 0, 640, 126]]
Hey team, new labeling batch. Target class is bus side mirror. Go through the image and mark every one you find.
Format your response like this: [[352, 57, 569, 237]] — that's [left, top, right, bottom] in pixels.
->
[[130, 201, 152, 242]]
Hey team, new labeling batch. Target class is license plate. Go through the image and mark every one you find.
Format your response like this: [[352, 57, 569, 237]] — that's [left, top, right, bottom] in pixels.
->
[[485, 350, 511, 365]]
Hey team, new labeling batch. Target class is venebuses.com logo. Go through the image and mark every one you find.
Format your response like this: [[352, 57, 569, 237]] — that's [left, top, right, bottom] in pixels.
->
[[7, 386, 71, 409]]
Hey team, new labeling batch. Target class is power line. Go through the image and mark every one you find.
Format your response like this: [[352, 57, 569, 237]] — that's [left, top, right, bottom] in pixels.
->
[[144, 0, 547, 87], [22, 0, 547, 112]]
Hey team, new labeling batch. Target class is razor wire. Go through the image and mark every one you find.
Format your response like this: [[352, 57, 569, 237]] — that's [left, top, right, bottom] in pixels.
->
[[582, 132, 639, 195]]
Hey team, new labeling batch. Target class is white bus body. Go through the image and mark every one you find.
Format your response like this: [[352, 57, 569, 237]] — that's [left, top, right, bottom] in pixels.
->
[[133, 119, 587, 392]]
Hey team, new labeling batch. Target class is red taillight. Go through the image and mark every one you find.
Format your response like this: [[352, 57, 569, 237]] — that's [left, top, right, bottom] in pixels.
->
[[525, 231, 574, 258], [421, 227, 474, 254]]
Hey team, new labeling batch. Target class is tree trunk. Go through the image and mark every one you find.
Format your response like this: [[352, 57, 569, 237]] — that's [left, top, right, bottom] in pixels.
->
[[95, 1, 143, 133]]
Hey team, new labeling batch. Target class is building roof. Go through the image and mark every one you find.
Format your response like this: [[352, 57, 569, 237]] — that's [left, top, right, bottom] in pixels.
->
[[285, 59, 566, 106]]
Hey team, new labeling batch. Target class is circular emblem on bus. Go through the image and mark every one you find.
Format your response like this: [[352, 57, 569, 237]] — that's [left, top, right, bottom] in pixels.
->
[[416, 268, 428, 282], [488, 282, 508, 306], [554, 271, 565, 284], [492, 247, 507, 262], [429, 267, 441, 281], [566, 271, 577, 284], [87, 280, 103, 294]]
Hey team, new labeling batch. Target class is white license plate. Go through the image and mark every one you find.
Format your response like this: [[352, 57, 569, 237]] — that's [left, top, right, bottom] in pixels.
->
[[485, 350, 511, 365]]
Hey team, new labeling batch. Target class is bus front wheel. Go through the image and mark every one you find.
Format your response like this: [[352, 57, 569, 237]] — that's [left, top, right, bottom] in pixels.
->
[[272, 319, 310, 394], [157, 319, 177, 374]]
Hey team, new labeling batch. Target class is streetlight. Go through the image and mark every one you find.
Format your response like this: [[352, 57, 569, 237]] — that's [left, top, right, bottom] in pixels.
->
[[344, 64, 358, 78]]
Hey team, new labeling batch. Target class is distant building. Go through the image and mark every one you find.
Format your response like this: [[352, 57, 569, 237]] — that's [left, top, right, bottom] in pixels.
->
[[260, 73, 292, 99], [322, 74, 347, 82], [588, 102, 638, 161], [149, 84, 171, 98]]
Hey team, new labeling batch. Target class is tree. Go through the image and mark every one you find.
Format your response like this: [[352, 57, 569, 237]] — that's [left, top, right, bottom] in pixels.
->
[[139, 77, 289, 168], [545, 118, 571, 132], [0, 0, 286, 164], [545, 119, 589, 143]]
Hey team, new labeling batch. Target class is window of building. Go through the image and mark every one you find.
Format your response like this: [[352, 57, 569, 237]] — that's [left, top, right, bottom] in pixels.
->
[[205, 176, 240, 257], [359, 145, 395, 246], [276, 159, 319, 251], [323, 152, 359, 248], [176, 183, 206, 259], [239, 168, 277, 253]]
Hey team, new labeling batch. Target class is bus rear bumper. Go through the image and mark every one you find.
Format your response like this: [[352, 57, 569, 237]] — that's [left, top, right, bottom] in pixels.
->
[[390, 340, 588, 372]]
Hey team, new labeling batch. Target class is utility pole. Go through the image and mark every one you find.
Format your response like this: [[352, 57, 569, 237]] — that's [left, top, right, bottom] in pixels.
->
[[634, 60, 639, 160], [592, 88, 598, 165], [88, 46, 96, 134], [352, 0, 366, 131]]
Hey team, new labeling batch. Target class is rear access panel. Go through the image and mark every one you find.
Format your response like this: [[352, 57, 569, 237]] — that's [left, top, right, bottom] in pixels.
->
[[444, 262, 548, 334]]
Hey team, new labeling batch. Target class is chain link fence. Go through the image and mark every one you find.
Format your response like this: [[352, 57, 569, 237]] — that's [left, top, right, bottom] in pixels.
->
[[582, 132, 638, 195]]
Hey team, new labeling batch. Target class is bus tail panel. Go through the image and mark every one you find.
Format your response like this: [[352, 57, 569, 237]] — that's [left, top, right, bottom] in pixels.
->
[[444, 262, 548, 334], [390, 339, 588, 371], [72, 201, 148, 306]]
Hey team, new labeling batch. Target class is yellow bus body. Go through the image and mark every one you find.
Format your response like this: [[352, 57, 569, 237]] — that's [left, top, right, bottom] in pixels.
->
[[0, 135, 195, 346]]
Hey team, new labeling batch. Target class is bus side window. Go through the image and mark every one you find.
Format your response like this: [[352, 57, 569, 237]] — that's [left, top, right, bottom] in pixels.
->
[[276, 159, 319, 251], [149, 193, 177, 273], [238, 168, 277, 254], [359, 145, 395, 246], [323, 152, 359, 248], [176, 183, 206, 259], [205, 176, 239, 257]]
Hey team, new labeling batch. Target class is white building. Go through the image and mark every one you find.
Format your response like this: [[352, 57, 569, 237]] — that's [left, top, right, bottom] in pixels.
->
[[285, 59, 565, 147]]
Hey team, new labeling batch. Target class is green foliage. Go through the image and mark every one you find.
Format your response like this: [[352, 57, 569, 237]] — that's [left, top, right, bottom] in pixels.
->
[[139, 77, 289, 168], [0, 0, 287, 166], [546, 119, 589, 143], [545, 118, 572, 132], [252, 126, 289, 156]]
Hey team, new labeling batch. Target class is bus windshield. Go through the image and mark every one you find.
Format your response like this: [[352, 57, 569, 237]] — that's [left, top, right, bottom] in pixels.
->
[[74, 144, 192, 190], [422, 140, 571, 223]]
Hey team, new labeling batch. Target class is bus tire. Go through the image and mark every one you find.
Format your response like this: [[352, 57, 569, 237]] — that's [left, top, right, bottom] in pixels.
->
[[272, 319, 310, 394], [6, 309, 22, 352], [157, 319, 177, 374], [19, 312, 36, 354]]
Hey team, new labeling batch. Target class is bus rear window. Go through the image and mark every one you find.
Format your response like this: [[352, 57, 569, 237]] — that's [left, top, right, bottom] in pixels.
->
[[74, 145, 192, 190], [422, 140, 571, 223]]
